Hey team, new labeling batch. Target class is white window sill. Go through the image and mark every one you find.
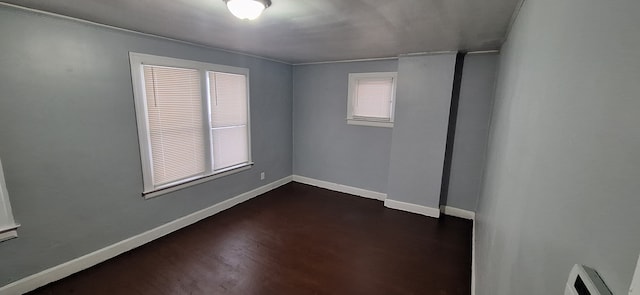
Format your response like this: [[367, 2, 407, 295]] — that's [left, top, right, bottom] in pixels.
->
[[143, 163, 253, 199], [0, 224, 20, 243], [347, 119, 394, 128]]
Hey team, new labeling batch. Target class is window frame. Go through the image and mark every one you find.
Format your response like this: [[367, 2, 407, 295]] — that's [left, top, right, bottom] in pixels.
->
[[129, 52, 252, 199], [0, 157, 19, 243], [346, 72, 398, 128]]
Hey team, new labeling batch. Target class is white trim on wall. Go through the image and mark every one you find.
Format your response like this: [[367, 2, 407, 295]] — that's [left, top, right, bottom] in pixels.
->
[[292, 175, 386, 201], [129, 52, 253, 197], [143, 164, 253, 199], [1, 175, 478, 294], [0, 230, 17, 243], [291, 176, 478, 222], [346, 72, 398, 128], [293, 56, 399, 66], [293, 176, 476, 292], [0, 176, 293, 295], [466, 50, 500, 55], [472, 220, 477, 295], [347, 119, 394, 128], [0, 158, 19, 242], [441, 206, 476, 220], [398, 51, 458, 57], [0, 3, 290, 65], [292, 50, 468, 66], [383, 199, 440, 218], [292, 176, 478, 292], [630, 254, 640, 294]]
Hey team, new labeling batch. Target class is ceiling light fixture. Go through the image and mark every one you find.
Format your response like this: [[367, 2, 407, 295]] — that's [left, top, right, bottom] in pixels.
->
[[224, 0, 271, 20]]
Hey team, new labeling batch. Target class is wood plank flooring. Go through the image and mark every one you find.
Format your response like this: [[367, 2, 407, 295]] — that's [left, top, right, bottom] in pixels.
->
[[28, 182, 472, 295]]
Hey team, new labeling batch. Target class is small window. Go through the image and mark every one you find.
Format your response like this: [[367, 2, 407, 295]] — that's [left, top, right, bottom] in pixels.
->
[[347, 72, 397, 128], [0, 157, 19, 242], [130, 53, 252, 198]]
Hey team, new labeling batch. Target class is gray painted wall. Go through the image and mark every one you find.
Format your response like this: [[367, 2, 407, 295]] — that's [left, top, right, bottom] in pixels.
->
[[387, 54, 456, 209], [0, 5, 292, 286], [445, 54, 498, 211], [293, 60, 397, 193], [476, 0, 640, 294]]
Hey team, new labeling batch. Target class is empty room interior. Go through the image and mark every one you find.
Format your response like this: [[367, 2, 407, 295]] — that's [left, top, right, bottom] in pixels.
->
[[0, 0, 639, 294]]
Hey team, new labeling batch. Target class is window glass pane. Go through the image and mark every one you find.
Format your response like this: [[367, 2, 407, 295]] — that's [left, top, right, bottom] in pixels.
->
[[212, 126, 248, 170], [143, 65, 206, 185], [353, 78, 393, 119]]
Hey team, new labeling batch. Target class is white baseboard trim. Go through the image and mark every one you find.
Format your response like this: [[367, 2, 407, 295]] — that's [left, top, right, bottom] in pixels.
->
[[441, 206, 476, 220], [471, 219, 476, 295], [292, 175, 387, 201], [0, 176, 293, 295], [383, 199, 440, 218]]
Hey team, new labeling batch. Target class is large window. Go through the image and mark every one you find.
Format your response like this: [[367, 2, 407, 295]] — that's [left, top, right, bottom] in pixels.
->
[[346, 72, 397, 128], [130, 53, 251, 198], [0, 157, 19, 242]]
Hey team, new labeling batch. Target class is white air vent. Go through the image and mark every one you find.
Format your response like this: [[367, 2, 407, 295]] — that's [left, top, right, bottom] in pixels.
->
[[565, 264, 612, 295]]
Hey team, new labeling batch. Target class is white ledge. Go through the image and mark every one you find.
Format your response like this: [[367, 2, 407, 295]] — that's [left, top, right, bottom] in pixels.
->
[[0, 224, 19, 243], [347, 119, 394, 128], [144, 163, 253, 199]]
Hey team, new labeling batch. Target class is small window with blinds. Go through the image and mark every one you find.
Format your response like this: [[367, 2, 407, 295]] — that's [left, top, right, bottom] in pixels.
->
[[130, 53, 252, 198], [346, 72, 397, 128]]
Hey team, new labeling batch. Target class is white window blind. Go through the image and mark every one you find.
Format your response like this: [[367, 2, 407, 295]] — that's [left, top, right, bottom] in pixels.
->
[[347, 72, 397, 128], [144, 65, 206, 186], [130, 53, 252, 198], [353, 78, 394, 119], [209, 72, 249, 170]]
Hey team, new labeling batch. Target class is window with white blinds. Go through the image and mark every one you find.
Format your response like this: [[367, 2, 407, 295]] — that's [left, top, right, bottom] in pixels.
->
[[347, 72, 397, 128], [130, 53, 251, 198]]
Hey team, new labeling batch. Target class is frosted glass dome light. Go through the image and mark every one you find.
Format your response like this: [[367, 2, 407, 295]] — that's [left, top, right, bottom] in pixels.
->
[[224, 0, 271, 20]]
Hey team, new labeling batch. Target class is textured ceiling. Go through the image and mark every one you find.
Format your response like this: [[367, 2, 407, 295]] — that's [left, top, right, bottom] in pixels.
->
[[2, 0, 519, 63]]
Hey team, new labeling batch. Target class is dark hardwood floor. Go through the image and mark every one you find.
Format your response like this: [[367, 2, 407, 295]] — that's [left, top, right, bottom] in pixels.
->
[[28, 182, 472, 295]]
